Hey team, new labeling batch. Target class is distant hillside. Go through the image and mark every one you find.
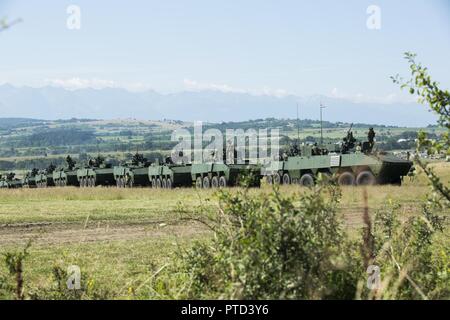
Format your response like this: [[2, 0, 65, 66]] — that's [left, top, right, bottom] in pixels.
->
[[0, 84, 437, 127], [0, 117, 444, 172]]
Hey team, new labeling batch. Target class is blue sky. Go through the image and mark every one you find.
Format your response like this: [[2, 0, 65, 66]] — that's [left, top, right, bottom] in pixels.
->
[[1, 0, 449, 103]]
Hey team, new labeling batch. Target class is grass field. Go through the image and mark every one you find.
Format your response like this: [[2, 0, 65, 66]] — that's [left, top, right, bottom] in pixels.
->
[[0, 162, 448, 299]]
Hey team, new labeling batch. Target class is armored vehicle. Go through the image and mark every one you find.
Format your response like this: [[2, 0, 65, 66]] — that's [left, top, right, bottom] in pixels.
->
[[0, 176, 6, 188], [191, 162, 261, 188], [77, 156, 115, 187], [114, 153, 152, 187], [35, 164, 56, 188], [262, 127, 413, 186], [53, 156, 79, 187], [23, 168, 39, 188], [148, 157, 192, 189], [0, 173, 23, 189]]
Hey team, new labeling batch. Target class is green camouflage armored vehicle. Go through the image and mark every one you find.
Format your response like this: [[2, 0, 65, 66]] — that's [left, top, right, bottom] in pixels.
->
[[53, 156, 79, 187], [0, 173, 23, 189], [35, 164, 56, 188], [191, 162, 261, 188], [148, 157, 192, 189], [262, 127, 413, 186], [23, 168, 39, 188], [114, 153, 151, 187], [77, 156, 115, 187]]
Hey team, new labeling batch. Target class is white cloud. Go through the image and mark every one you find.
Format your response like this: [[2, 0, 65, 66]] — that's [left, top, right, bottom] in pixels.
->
[[183, 78, 289, 98], [45, 77, 153, 92], [330, 87, 416, 104], [46, 78, 117, 90]]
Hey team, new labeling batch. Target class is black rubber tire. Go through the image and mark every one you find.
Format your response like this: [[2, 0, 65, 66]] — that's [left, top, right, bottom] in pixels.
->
[[203, 176, 210, 189], [266, 175, 273, 185], [162, 178, 167, 189], [338, 172, 355, 186], [196, 177, 203, 188], [151, 178, 156, 188], [156, 178, 161, 188], [211, 176, 219, 188], [356, 171, 375, 186], [219, 176, 227, 188], [299, 173, 315, 187], [282, 173, 291, 185], [166, 178, 172, 189]]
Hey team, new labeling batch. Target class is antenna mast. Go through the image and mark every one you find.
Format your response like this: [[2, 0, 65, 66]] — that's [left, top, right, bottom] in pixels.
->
[[296, 103, 300, 144], [320, 102, 327, 145]]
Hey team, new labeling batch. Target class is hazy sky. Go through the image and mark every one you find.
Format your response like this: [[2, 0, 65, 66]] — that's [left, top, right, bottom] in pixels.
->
[[1, 0, 449, 103]]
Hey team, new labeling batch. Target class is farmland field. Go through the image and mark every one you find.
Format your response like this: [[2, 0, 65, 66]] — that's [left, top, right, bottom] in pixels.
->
[[0, 162, 448, 299]]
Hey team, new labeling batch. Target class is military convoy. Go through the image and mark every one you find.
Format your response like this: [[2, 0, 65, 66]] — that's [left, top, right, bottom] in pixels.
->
[[0, 127, 413, 189]]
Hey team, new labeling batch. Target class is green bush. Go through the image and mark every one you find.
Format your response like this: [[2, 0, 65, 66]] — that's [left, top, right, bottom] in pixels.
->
[[179, 184, 362, 299]]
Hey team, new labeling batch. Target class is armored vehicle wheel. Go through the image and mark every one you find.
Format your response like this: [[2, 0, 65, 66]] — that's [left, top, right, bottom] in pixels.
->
[[88, 177, 93, 187], [203, 176, 211, 188], [338, 172, 355, 186], [63, 179, 67, 187], [166, 178, 172, 189], [299, 173, 315, 187], [282, 173, 291, 185], [219, 176, 227, 188], [211, 176, 219, 188], [266, 175, 273, 185], [128, 178, 134, 188], [356, 171, 375, 186], [156, 178, 162, 188], [151, 178, 156, 188], [162, 178, 167, 189], [79, 178, 83, 188], [116, 178, 121, 188], [196, 177, 203, 188], [273, 173, 281, 185]]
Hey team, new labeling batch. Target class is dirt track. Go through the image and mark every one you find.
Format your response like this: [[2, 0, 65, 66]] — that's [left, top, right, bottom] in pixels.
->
[[0, 219, 209, 246]]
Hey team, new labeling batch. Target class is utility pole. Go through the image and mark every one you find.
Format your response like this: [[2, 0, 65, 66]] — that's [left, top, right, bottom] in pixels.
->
[[296, 103, 300, 144], [320, 103, 327, 145]]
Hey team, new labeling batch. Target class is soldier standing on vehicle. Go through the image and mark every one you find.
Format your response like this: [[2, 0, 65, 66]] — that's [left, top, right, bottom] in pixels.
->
[[368, 128, 376, 150]]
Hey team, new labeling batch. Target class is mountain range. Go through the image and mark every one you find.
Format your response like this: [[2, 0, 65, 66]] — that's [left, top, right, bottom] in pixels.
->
[[0, 84, 436, 127]]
